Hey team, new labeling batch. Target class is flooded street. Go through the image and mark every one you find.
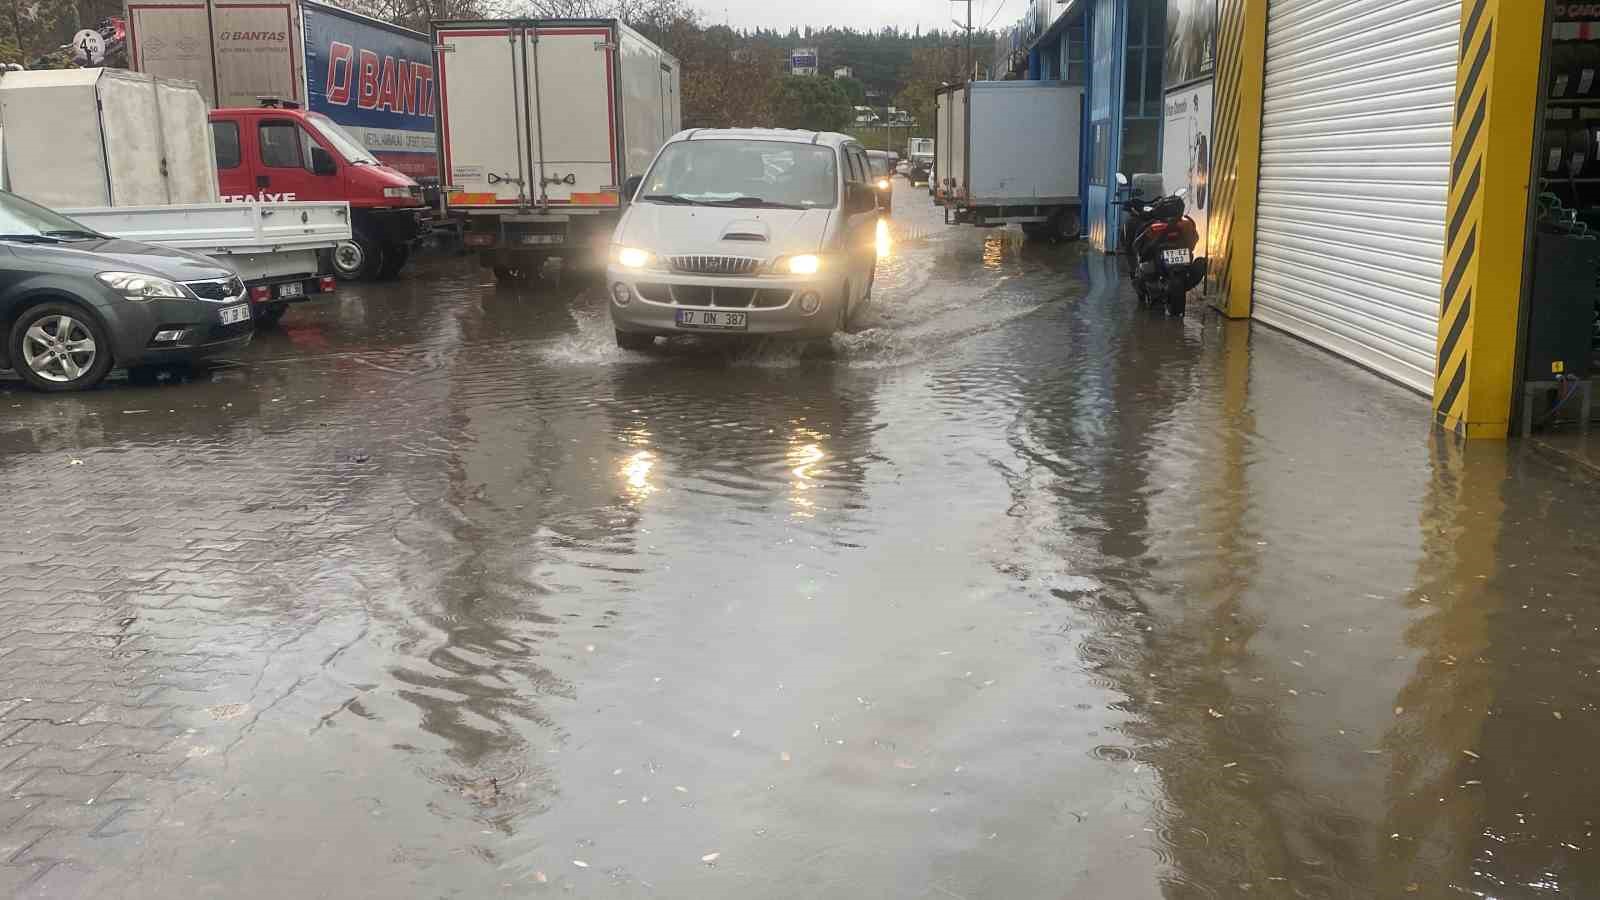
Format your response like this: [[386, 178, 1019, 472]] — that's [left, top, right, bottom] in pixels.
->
[[5, 190, 1600, 899]]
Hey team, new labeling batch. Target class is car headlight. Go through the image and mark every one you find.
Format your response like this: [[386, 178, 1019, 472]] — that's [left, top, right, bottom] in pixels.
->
[[383, 186, 415, 199], [877, 179, 890, 190], [784, 254, 821, 275], [612, 246, 655, 269], [96, 271, 187, 300]]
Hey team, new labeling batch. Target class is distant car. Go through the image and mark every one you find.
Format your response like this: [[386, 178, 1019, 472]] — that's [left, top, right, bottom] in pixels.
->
[[907, 153, 933, 186], [607, 129, 880, 347], [896, 159, 911, 177], [0, 190, 253, 391], [866, 150, 895, 207]]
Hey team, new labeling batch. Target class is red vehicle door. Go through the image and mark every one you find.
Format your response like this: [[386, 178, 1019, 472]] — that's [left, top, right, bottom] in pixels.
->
[[210, 115, 256, 201], [250, 114, 338, 202]]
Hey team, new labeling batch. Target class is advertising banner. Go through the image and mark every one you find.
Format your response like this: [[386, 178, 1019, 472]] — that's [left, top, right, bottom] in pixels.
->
[[1161, 80, 1211, 256], [1165, 0, 1217, 89], [302, 2, 436, 177]]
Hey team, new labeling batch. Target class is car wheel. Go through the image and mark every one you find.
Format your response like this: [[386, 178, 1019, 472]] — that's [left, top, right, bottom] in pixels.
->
[[9, 302, 114, 392], [615, 329, 655, 351], [836, 281, 852, 333], [333, 231, 385, 281], [254, 302, 289, 328]]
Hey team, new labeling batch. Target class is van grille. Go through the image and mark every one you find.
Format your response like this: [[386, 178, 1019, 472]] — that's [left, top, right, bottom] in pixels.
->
[[667, 255, 762, 276]]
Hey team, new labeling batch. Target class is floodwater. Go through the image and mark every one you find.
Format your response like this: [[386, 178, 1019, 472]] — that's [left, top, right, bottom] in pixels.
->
[[3, 190, 1600, 899]]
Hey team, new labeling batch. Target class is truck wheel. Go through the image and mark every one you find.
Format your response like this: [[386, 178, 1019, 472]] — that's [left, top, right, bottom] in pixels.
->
[[1020, 223, 1049, 241], [1052, 208, 1082, 241], [376, 244, 411, 280], [255, 303, 289, 328], [333, 232, 385, 281], [8, 302, 114, 392], [615, 330, 655, 351], [493, 265, 534, 283]]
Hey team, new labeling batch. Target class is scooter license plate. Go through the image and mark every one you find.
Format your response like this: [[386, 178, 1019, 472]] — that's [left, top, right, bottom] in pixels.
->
[[1162, 249, 1192, 265]]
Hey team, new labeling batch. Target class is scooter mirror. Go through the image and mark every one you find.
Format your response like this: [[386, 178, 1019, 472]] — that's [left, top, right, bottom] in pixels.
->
[[1174, 187, 1189, 199], [1115, 172, 1129, 186]]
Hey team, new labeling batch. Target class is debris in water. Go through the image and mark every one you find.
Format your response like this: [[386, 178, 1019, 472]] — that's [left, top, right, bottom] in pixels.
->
[[701, 852, 720, 863], [573, 860, 589, 868], [585, 644, 596, 653], [731, 729, 742, 738], [68, 458, 83, 466], [616, 799, 628, 805], [1394, 707, 1404, 716], [534, 871, 547, 883], [1207, 708, 1224, 719], [1554, 711, 1564, 720], [1223, 762, 1238, 768], [674, 785, 688, 793], [612, 769, 623, 776], [781, 752, 792, 762], [894, 759, 917, 769], [1463, 750, 1481, 759]]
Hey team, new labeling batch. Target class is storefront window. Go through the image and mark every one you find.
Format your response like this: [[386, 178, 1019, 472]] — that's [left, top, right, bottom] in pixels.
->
[[1120, 0, 1164, 175], [1064, 24, 1087, 84]]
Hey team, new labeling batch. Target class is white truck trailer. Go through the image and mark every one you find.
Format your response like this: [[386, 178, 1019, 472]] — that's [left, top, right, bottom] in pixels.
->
[[434, 18, 680, 282], [934, 80, 1085, 241], [0, 68, 350, 325]]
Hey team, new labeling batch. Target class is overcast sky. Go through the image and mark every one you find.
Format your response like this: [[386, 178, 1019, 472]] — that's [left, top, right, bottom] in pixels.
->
[[703, 0, 1014, 35]]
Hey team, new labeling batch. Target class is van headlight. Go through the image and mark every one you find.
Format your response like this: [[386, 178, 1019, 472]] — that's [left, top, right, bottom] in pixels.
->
[[783, 254, 821, 275], [612, 246, 655, 269], [876, 179, 890, 190], [97, 271, 187, 300]]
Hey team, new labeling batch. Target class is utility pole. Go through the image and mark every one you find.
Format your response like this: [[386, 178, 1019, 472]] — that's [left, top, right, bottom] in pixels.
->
[[950, 3, 973, 82]]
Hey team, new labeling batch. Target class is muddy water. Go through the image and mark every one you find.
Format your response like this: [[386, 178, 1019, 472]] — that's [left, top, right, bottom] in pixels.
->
[[3, 190, 1600, 899]]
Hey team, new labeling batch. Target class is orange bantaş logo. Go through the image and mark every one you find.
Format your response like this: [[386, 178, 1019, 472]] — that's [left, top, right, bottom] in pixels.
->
[[219, 31, 286, 40]]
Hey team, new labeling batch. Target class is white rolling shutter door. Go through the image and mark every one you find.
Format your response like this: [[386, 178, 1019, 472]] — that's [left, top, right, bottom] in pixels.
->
[[1252, 0, 1460, 395]]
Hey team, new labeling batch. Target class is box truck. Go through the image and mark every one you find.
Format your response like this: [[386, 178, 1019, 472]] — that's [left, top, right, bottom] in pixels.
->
[[433, 19, 680, 282], [935, 81, 1084, 240], [0, 68, 350, 326], [125, 0, 433, 278]]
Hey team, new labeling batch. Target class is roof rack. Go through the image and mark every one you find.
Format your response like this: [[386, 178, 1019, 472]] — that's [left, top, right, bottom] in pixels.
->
[[257, 96, 301, 109]]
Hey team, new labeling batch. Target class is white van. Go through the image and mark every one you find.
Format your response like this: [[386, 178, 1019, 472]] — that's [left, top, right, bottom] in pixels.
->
[[605, 129, 881, 349]]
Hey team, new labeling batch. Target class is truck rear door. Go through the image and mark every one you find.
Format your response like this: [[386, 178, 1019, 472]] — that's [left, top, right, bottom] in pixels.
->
[[437, 22, 620, 210], [436, 25, 532, 208], [526, 25, 618, 207]]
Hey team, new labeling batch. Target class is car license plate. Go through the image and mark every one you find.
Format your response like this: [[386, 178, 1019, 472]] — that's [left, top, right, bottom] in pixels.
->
[[521, 234, 564, 245], [675, 309, 747, 331], [219, 304, 250, 325], [278, 281, 304, 299], [1162, 249, 1192, 265]]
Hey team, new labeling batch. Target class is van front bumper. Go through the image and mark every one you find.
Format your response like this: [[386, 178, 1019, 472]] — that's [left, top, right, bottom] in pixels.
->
[[607, 267, 844, 338]]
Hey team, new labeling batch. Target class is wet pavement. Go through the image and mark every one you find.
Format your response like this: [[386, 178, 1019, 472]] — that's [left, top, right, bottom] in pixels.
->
[[4, 190, 1600, 899]]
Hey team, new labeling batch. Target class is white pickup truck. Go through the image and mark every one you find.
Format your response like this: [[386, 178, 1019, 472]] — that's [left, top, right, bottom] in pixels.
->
[[0, 67, 352, 325]]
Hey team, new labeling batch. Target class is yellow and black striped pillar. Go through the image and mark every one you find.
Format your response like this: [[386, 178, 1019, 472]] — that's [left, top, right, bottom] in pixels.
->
[[1207, 0, 1268, 319], [1434, 0, 1542, 438]]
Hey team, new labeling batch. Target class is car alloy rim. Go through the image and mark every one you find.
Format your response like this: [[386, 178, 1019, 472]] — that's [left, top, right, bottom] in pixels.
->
[[334, 240, 364, 273], [21, 314, 96, 383]]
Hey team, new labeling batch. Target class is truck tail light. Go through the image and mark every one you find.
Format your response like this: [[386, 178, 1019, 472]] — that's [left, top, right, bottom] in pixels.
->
[[250, 285, 271, 303], [320, 276, 337, 293]]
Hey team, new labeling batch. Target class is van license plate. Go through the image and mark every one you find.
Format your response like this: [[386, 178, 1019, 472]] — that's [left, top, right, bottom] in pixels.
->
[[676, 310, 747, 331], [1161, 249, 1192, 265], [521, 234, 564, 245], [277, 282, 304, 299], [219, 304, 251, 325]]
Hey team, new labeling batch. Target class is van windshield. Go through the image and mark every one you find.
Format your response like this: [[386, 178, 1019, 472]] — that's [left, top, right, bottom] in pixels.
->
[[867, 154, 893, 177], [307, 113, 379, 165], [639, 140, 838, 209]]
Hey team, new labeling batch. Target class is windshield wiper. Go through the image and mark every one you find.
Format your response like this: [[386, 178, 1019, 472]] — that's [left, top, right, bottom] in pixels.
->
[[0, 233, 61, 243], [703, 197, 807, 210], [641, 193, 705, 205], [44, 229, 103, 240]]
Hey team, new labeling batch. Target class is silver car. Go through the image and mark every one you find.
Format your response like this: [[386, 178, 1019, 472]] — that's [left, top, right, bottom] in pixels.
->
[[606, 129, 881, 349]]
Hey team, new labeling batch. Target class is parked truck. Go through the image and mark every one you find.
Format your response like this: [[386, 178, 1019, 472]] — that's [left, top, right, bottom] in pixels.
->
[[433, 18, 680, 282], [935, 81, 1084, 240], [125, 0, 433, 279], [0, 68, 350, 326]]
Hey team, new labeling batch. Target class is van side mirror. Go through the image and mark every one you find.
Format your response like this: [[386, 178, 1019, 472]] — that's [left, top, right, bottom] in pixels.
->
[[848, 183, 875, 213], [623, 174, 644, 201], [310, 146, 337, 176]]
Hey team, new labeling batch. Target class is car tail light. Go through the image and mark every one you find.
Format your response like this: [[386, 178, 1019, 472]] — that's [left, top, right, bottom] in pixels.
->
[[250, 285, 271, 303], [319, 276, 336, 294]]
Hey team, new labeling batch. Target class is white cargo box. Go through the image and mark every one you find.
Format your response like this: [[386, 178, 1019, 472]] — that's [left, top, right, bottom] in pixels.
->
[[0, 68, 220, 209], [951, 81, 1083, 206]]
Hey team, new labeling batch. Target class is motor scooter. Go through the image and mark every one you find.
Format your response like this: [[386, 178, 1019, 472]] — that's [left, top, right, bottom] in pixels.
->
[[1114, 173, 1208, 317]]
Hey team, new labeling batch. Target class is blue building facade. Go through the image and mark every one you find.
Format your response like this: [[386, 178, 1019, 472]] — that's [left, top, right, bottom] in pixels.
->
[[995, 0, 1164, 251]]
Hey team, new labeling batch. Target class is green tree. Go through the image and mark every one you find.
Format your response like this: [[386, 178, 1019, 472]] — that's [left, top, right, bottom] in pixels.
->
[[834, 75, 866, 107], [768, 75, 852, 132]]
